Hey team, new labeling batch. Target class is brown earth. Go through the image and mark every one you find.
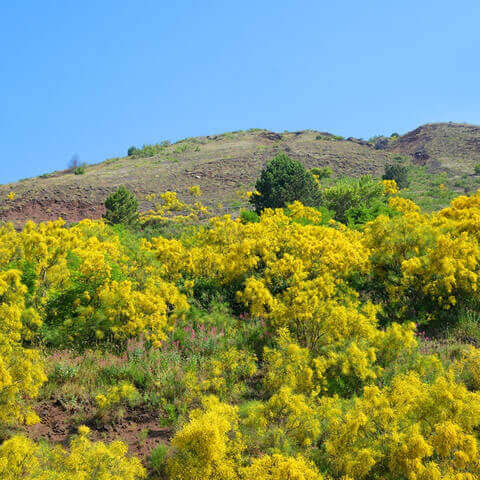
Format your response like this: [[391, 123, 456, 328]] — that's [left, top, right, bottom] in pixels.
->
[[2, 123, 480, 224], [25, 401, 171, 462]]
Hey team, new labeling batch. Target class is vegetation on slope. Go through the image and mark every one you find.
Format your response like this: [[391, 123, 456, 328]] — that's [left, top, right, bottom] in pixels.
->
[[4, 122, 480, 224], [3, 156, 480, 478]]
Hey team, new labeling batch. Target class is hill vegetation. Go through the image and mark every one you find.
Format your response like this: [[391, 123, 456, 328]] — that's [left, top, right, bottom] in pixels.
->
[[4, 125, 480, 478], [4, 122, 480, 224], [3, 152, 480, 477]]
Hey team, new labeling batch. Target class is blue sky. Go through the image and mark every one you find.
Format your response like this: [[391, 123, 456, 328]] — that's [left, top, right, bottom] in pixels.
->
[[1, 1, 480, 183]]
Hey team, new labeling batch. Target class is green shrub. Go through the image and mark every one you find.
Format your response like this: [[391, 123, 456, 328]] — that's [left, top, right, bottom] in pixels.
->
[[474, 164, 480, 175], [104, 186, 139, 227], [250, 153, 320, 213], [383, 159, 410, 189], [318, 176, 385, 224], [174, 143, 190, 154], [73, 165, 86, 175], [127, 146, 138, 156], [149, 444, 168, 476], [239, 210, 260, 223], [315, 134, 343, 141], [127, 142, 169, 158], [345, 198, 395, 228], [310, 166, 332, 180]]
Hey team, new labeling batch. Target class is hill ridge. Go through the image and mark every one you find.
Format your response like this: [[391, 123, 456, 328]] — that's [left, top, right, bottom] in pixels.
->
[[2, 122, 480, 224]]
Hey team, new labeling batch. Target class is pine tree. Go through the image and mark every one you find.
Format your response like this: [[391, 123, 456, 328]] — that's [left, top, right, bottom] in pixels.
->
[[104, 186, 139, 226]]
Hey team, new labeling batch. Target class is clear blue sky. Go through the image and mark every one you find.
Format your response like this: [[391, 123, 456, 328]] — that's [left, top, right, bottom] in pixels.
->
[[1, 1, 479, 183]]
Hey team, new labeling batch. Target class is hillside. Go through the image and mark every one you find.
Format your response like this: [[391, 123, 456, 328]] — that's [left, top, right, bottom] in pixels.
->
[[2, 122, 480, 224], [389, 122, 480, 172]]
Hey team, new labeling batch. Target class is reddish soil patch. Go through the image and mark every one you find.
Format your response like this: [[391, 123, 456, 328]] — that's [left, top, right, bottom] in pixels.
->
[[26, 400, 172, 461], [1, 199, 106, 226]]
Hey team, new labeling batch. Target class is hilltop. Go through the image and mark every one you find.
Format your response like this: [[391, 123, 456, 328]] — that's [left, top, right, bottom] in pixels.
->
[[2, 122, 480, 224]]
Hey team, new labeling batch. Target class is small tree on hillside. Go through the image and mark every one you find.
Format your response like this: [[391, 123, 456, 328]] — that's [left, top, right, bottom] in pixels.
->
[[127, 146, 138, 156], [382, 159, 410, 189], [104, 186, 139, 226], [250, 153, 320, 213]]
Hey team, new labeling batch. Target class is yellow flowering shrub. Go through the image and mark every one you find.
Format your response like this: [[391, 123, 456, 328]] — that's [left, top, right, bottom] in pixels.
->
[[287, 200, 324, 224], [142, 191, 209, 224], [95, 277, 189, 346], [437, 188, 480, 238], [388, 195, 421, 215], [263, 328, 320, 396], [364, 201, 480, 323], [0, 270, 46, 427], [454, 346, 480, 390], [0, 216, 189, 347], [0, 429, 146, 479], [205, 347, 257, 400], [323, 372, 480, 479], [383, 178, 399, 195], [240, 453, 323, 480], [246, 386, 321, 450], [167, 396, 243, 480], [401, 231, 480, 309], [96, 381, 140, 410]]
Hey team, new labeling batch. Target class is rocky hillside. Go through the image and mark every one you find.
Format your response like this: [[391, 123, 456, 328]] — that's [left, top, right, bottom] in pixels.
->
[[389, 122, 480, 172], [1, 123, 480, 224]]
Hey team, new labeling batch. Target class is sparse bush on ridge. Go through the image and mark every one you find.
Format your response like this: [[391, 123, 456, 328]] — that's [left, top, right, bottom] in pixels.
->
[[73, 164, 86, 175], [127, 141, 170, 158], [315, 134, 344, 141]]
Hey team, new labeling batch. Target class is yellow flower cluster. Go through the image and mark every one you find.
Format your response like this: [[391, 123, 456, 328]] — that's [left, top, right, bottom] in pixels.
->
[[0, 218, 188, 347], [0, 428, 145, 479], [167, 395, 325, 480], [142, 190, 209, 224], [383, 178, 400, 195], [167, 396, 243, 480], [367, 191, 480, 319], [96, 381, 140, 410], [0, 269, 46, 427], [240, 454, 323, 480], [323, 372, 480, 479]]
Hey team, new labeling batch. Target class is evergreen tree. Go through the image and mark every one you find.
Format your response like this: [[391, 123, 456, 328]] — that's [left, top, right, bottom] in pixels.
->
[[104, 186, 139, 226], [250, 153, 320, 213], [382, 159, 410, 189]]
